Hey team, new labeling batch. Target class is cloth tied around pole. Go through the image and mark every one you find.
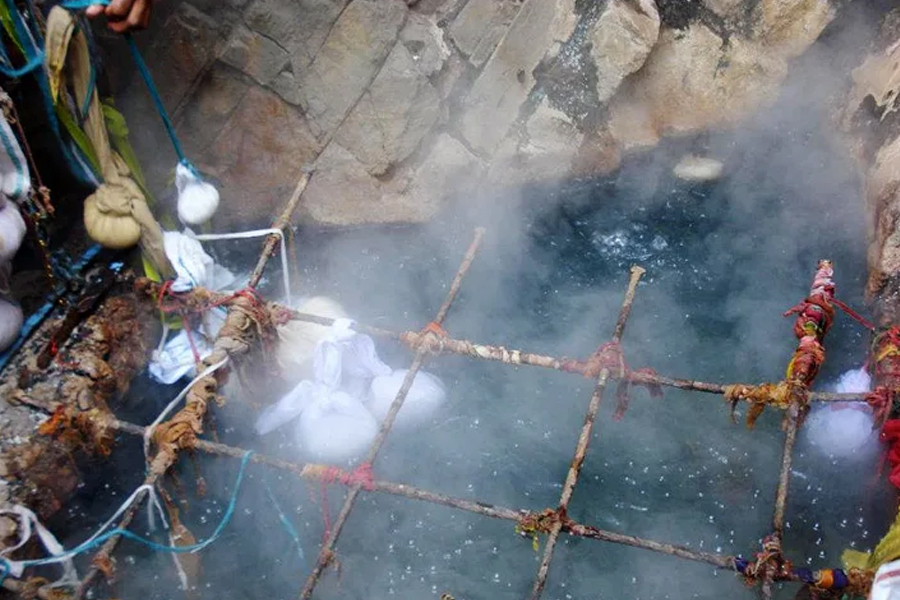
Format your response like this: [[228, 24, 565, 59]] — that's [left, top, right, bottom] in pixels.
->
[[44, 6, 171, 277], [148, 230, 237, 385]]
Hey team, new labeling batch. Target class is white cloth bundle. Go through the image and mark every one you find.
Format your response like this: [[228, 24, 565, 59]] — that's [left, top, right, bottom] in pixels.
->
[[367, 369, 447, 430], [276, 296, 348, 383], [257, 318, 447, 462], [176, 163, 219, 226], [148, 329, 214, 385], [0, 94, 31, 203], [871, 557, 900, 600], [0, 296, 23, 352], [0, 201, 25, 264], [803, 367, 877, 458]]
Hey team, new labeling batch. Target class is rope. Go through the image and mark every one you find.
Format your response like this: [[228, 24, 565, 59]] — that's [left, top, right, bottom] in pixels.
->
[[263, 474, 306, 566], [142, 357, 229, 459], [191, 228, 293, 306], [0, 451, 252, 587], [60, 0, 200, 176]]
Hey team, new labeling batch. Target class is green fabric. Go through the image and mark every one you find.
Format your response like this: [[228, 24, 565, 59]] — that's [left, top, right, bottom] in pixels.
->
[[55, 98, 101, 177], [0, 2, 25, 57]]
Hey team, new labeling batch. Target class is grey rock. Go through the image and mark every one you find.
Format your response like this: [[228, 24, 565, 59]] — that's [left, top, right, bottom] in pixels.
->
[[220, 24, 290, 86], [459, 0, 577, 156], [400, 13, 450, 77], [269, 68, 303, 105], [297, 0, 409, 139], [146, 3, 227, 112], [591, 0, 660, 103], [176, 61, 251, 159], [244, 0, 349, 67], [489, 97, 583, 185], [450, 0, 522, 68], [334, 43, 441, 175]]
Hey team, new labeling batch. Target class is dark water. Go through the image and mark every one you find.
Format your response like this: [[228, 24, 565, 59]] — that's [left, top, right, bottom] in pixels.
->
[[46, 120, 887, 600]]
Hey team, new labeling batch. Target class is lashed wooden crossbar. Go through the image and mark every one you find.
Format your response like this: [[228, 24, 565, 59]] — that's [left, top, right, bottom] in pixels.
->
[[15, 220, 872, 600]]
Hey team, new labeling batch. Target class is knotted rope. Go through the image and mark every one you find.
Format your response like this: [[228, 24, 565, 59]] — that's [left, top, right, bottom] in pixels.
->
[[581, 342, 663, 420]]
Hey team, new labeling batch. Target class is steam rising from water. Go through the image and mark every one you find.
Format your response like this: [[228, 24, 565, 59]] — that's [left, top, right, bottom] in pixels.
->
[[50, 4, 899, 599]]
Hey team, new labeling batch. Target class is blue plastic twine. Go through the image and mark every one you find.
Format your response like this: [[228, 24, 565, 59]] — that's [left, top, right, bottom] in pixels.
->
[[0, 451, 253, 587], [60, 0, 199, 175]]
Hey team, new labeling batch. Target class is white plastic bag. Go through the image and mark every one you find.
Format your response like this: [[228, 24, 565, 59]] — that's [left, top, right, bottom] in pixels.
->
[[0, 296, 23, 352], [871, 557, 900, 600], [176, 163, 219, 226], [367, 369, 447, 429], [0, 201, 26, 263], [163, 229, 235, 293], [148, 329, 213, 385]]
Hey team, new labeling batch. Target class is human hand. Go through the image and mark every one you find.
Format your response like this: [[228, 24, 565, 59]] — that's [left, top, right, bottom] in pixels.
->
[[85, 0, 153, 34]]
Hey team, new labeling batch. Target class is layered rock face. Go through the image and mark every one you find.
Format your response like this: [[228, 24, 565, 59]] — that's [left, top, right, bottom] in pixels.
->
[[107, 0, 838, 226], [839, 8, 900, 321]]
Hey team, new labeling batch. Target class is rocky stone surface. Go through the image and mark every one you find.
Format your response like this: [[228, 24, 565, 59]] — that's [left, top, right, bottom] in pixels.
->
[[333, 42, 442, 176], [608, 24, 789, 150], [296, 0, 409, 139], [458, 0, 577, 157], [176, 63, 251, 159], [450, 0, 523, 68], [591, 0, 660, 103], [205, 87, 321, 225], [489, 98, 583, 185], [220, 24, 290, 86], [244, 0, 348, 67], [104, 0, 849, 227], [839, 33, 900, 314]]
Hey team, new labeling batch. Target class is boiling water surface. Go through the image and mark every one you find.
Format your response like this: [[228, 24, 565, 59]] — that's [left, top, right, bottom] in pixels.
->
[[55, 122, 886, 600]]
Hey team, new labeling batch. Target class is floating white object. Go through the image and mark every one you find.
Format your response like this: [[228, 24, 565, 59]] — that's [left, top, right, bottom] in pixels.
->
[[255, 381, 378, 464], [0, 296, 22, 352], [803, 367, 876, 458], [297, 385, 378, 463], [672, 155, 724, 182], [175, 162, 219, 226], [276, 296, 348, 382], [0, 201, 25, 263], [367, 369, 447, 429], [834, 366, 871, 394], [871, 557, 900, 600]]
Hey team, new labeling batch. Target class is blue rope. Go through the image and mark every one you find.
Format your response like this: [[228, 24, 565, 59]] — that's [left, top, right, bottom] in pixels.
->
[[0, 451, 253, 587], [0, 0, 98, 185], [262, 474, 306, 566], [0, 243, 102, 376], [59, 0, 199, 176], [122, 32, 190, 168]]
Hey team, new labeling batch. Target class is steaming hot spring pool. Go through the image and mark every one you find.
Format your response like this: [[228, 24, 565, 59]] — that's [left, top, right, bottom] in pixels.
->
[[49, 120, 889, 600]]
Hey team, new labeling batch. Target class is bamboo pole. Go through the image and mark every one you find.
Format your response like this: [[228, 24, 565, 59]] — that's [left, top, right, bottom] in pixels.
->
[[530, 266, 645, 600], [104, 415, 737, 571], [73, 173, 311, 599], [298, 228, 485, 600], [140, 282, 867, 405]]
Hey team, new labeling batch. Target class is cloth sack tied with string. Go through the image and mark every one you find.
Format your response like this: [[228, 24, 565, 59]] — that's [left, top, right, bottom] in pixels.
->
[[0, 86, 30, 351], [257, 319, 447, 463], [45, 6, 171, 277]]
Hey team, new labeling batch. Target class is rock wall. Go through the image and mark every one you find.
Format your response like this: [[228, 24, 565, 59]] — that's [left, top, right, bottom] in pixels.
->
[[103, 0, 839, 227], [839, 7, 900, 322]]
